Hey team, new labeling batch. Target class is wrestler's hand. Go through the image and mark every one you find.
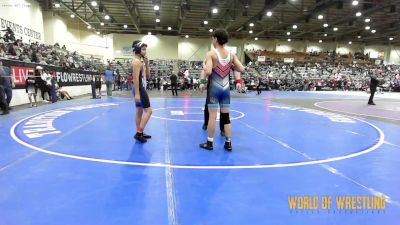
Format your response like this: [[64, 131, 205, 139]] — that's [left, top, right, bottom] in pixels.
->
[[236, 82, 242, 90], [135, 95, 141, 107], [199, 83, 205, 92], [143, 57, 149, 67]]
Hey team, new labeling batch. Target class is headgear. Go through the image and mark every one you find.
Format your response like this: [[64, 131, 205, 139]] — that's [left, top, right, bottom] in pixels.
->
[[132, 40, 147, 55]]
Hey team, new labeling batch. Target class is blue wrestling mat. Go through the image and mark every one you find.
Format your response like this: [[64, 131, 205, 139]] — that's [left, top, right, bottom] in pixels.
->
[[1, 93, 400, 225]]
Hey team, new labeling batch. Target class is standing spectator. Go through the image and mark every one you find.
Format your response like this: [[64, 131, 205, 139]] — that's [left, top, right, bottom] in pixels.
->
[[256, 77, 262, 95], [170, 73, 178, 96], [95, 74, 102, 98], [90, 75, 96, 99], [113, 69, 119, 91], [193, 77, 198, 90], [25, 71, 38, 107], [0, 74, 9, 115], [368, 70, 380, 105], [36, 66, 51, 102], [50, 72, 58, 103], [0, 59, 15, 110], [157, 76, 161, 90], [115, 69, 121, 91], [103, 66, 114, 96], [160, 77, 165, 93], [127, 74, 133, 90]]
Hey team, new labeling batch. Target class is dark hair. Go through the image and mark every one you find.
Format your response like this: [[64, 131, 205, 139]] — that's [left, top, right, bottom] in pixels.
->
[[212, 29, 229, 45], [132, 40, 148, 54]]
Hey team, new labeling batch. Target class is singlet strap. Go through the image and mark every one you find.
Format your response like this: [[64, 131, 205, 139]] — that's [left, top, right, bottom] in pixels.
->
[[213, 49, 232, 66]]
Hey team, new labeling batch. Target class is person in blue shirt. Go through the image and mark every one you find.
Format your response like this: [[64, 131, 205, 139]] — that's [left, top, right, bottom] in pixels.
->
[[103, 66, 115, 96]]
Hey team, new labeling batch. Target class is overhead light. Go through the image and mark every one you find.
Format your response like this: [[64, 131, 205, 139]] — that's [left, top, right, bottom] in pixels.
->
[[319, 40, 322, 43], [100, 22, 104, 26], [212, 8, 218, 14], [148, 32, 152, 35], [209, 28, 213, 32], [123, 25, 128, 28], [91, 1, 97, 7], [358, 36, 361, 39], [352, 0, 359, 6], [104, 15, 110, 20], [333, 27, 338, 31], [55, 3, 60, 8], [249, 30, 253, 34], [204, 20, 208, 25], [318, 15, 323, 20], [365, 18, 370, 23], [365, 26, 370, 30], [96, 31, 100, 35], [185, 35, 189, 38], [154, 5, 160, 11], [266, 11, 272, 17], [324, 33, 327, 36], [70, 14, 75, 18], [287, 31, 291, 35], [288, 38, 291, 42], [348, 41, 352, 44], [249, 23, 254, 27], [156, 18, 160, 23], [87, 25, 91, 29], [323, 23, 329, 27], [355, 12, 362, 17], [292, 24, 298, 29], [389, 37, 394, 41], [371, 29, 376, 33], [168, 27, 172, 30], [255, 37, 258, 40]]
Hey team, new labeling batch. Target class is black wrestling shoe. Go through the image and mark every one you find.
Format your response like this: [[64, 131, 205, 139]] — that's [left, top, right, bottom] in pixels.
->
[[368, 102, 376, 105], [220, 131, 225, 136], [202, 124, 207, 130], [134, 133, 147, 143], [199, 141, 213, 150], [143, 133, 152, 139], [224, 142, 232, 151]]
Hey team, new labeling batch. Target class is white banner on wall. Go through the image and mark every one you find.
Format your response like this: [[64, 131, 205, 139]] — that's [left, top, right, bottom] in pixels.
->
[[226, 46, 237, 54], [122, 47, 132, 56], [0, 0, 44, 42], [284, 58, 294, 63], [257, 56, 266, 62]]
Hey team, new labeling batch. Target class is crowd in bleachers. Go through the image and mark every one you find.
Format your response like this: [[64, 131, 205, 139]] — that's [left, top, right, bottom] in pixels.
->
[[244, 61, 400, 92], [0, 27, 104, 72]]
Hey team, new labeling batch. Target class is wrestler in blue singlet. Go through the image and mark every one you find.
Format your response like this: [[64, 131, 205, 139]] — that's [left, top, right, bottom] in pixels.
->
[[206, 49, 233, 109]]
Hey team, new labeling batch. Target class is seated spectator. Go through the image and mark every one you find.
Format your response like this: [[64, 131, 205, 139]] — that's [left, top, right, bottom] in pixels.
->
[[58, 85, 73, 100]]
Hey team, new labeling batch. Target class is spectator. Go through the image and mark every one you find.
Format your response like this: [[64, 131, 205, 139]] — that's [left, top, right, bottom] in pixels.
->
[[170, 73, 178, 96], [58, 85, 73, 100], [25, 71, 38, 107], [36, 66, 51, 102], [0, 74, 9, 115], [95, 74, 102, 98], [0, 59, 15, 110], [103, 66, 114, 96]]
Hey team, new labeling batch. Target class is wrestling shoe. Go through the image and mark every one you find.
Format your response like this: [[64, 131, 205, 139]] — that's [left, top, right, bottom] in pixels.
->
[[199, 141, 213, 150]]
